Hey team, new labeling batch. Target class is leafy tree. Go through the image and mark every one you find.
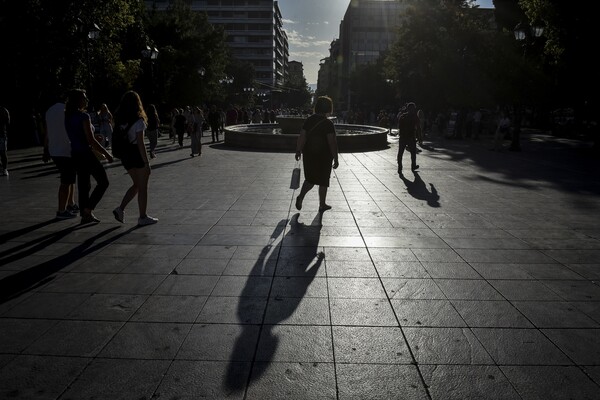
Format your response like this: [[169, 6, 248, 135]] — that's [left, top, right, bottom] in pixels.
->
[[384, 0, 504, 112], [223, 61, 256, 108], [495, 0, 598, 114], [0, 0, 145, 146], [144, 0, 230, 109], [282, 77, 312, 110], [348, 60, 396, 112]]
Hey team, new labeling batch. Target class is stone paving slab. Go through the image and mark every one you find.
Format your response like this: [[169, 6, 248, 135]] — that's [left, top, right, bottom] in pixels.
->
[[1, 131, 600, 399]]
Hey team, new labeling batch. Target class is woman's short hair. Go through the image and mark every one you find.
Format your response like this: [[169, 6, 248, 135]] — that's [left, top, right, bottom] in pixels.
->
[[314, 96, 333, 114]]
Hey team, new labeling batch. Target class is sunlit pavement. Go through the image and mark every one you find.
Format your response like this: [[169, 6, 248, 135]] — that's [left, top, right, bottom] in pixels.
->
[[1, 130, 599, 399]]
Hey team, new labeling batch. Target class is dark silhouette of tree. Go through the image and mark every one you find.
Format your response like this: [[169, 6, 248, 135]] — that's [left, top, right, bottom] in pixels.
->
[[145, 0, 230, 108]]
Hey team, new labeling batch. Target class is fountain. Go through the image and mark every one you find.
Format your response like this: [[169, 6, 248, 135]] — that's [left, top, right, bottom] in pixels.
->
[[224, 115, 389, 152]]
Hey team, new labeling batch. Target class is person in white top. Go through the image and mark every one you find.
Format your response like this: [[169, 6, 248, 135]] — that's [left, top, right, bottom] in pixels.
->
[[43, 100, 79, 219], [111, 91, 158, 227]]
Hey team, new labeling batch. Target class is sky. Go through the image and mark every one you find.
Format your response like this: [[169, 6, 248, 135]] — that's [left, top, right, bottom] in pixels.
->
[[277, 0, 494, 86]]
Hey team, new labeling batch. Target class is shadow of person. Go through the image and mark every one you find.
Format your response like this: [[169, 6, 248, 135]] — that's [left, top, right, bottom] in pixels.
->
[[224, 213, 323, 393], [400, 171, 440, 208], [0, 226, 136, 304], [0, 218, 60, 244]]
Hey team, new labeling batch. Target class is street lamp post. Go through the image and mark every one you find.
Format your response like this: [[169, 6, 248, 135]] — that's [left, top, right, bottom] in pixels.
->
[[243, 87, 254, 106], [142, 45, 159, 103], [197, 67, 206, 105], [84, 23, 100, 102], [511, 22, 545, 151], [513, 22, 544, 55], [219, 76, 234, 103]]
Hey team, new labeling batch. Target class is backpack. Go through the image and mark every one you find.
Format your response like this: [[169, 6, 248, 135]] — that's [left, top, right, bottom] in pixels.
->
[[398, 112, 416, 139], [111, 122, 134, 159]]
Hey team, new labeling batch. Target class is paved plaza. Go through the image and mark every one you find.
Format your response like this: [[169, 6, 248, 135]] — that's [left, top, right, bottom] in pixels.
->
[[0, 130, 599, 399]]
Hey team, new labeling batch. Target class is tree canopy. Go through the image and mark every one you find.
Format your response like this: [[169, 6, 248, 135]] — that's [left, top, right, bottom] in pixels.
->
[[0, 0, 236, 146]]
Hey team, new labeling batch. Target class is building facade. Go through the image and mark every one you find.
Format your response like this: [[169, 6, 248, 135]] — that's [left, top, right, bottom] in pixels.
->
[[145, 0, 289, 89], [318, 0, 407, 109], [287, 60, 304, 86]]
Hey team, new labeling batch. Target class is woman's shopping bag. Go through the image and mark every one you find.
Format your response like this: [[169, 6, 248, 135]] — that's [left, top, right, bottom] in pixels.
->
[[290, 161, 301, 189]]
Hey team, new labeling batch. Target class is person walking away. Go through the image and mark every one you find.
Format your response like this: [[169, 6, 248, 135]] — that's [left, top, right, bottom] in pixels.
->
[[294, 96, 339, 213], [43, 99, 79, 219], [208, 105, 221, 142], [184, 106, 194, 137], [146, 104, 160, 158], [98, 103, 114, 148], [219, 108, 226, 134], [111, 90, 158, 227], [397, 102, 421, 173], [173, 108, 187, 148], [0, 106, 9, 176], [64, 89, 113, 224], [190, 106, 205, 157], [169, 108, 178, 144]]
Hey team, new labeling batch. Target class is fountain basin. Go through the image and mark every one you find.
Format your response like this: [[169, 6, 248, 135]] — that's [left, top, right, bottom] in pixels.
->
[[275, 115, 336, 134], [224, 123, 389, 152]]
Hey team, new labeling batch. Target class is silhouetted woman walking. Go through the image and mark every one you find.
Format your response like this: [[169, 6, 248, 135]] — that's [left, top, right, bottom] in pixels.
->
[[294, 96, 339, 213]]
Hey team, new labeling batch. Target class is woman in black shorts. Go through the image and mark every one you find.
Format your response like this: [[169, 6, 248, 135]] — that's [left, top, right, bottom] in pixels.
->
[[112, 91, 158, 226]]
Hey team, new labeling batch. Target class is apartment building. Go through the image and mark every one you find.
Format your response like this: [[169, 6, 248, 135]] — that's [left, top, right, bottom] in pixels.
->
[[315, 0, 406, 108], [340, 0, 406, 74], [145, 0, 289, 88]]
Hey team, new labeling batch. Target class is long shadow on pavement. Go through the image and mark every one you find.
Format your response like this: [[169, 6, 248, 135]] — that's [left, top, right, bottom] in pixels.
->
[[400, 171, 440, 208], [224, 213, 324, 393], [423, 132, 600, 202], [0, 225, 136, 304], [0, 219, 60, 244]]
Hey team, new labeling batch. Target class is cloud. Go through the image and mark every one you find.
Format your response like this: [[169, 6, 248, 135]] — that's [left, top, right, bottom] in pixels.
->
[[290, 50, 329, 59], [286, 30, 331, 48]]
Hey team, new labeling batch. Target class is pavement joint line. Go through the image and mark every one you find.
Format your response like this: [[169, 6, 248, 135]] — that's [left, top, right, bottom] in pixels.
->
[[336, 153, 434, 400]]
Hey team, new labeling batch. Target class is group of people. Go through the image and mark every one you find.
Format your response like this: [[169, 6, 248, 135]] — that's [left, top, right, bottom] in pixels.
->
[[43, 89, 158, 226], [16, 92, 422, 224], [169, 104, 221, 155]]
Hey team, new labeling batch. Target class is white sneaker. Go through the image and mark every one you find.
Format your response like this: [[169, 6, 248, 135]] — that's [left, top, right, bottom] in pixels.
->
[[138, 215, 158, 226]]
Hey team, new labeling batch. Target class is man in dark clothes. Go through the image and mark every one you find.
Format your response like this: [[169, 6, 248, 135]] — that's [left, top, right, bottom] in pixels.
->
[[397, 102, 421, 173], [207, 105, 221, 142]]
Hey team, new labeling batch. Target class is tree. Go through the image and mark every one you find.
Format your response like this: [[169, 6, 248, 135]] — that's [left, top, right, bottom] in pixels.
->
[[222, 61, 255, 108], [145, 0, 230, 109], [282, 78, 312, 110], [495, 0, 598, 113], [348, 60, 396, 112], [0, 0, 146, 147], [385, 0, 504, 112]]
